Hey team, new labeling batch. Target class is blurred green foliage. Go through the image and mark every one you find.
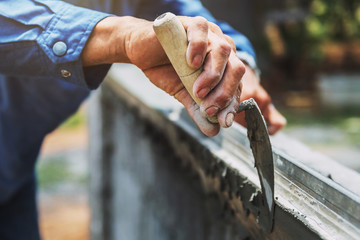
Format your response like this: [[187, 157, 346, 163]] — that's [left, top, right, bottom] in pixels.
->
[[306, 0, 360, 40], [273, 0, 360, 64], [37, 156, 88, 189], [59, 108, 86, 129], [341, 117, 360, 147], [37, 157, 70, 188]]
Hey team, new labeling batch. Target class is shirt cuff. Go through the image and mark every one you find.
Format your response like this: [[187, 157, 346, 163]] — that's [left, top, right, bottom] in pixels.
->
[[36, 0, 113, 88], [83, 64, 112, 90]]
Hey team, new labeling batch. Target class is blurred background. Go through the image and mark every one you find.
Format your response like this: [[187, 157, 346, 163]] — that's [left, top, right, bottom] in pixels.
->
[[202, 0, 360, 170], [37, 0, 360, 239]]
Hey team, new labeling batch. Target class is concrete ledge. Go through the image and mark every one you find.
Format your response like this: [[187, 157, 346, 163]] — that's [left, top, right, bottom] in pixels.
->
[[89, 64, 360, 240]]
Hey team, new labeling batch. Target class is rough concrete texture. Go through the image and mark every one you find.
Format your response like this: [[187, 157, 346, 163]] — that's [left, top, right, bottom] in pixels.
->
[[89, 81, 326, 240]]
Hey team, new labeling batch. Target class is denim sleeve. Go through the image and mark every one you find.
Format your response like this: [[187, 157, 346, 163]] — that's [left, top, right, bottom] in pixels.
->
[[0, 0, 112, 88], [132, 0, 258, 71]]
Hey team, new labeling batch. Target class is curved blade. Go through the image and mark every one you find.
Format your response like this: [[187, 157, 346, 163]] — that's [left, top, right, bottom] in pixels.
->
[[238, 98, 274, 232]]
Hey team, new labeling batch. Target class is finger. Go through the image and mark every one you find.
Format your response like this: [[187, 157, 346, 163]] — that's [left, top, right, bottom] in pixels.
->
[[217, 89, 241, 128], [244, 86, 285, 135], [262, 104, 287, 135], [207, 22, 236, 52], [224, 35, 236, 52], [199, 51, 245, 118], [208, 21, 223, 36], [193, 31, 233, 99], [254, 86, 272, 113], [174, 88, 220, 137], [180, 16, 209, 69], [234, 103, 286, 135], [145, 64, 220, 136], [234, 111, 246, 127]]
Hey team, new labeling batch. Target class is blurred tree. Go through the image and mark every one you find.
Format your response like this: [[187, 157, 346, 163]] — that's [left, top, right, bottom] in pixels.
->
[[307, 0, 360, 40], [259, 0, 360, 97]]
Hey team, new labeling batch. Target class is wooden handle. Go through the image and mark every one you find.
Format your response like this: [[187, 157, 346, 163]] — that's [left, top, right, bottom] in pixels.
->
[[153, 12, 217, 123]]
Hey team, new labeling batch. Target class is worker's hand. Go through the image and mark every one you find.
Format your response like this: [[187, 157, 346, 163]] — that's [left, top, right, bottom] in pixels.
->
[[82, 16, 281, 136], [234, 64, 286, 135], [124, 16, 244, 136], [83, 16, 242, 136]]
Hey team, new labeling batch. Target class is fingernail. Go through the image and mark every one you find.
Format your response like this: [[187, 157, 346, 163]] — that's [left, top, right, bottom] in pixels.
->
[[225, 112, 234, 127], [197, 87, 210, 98], [205, 106, 219, 117], [192, 54, 203, 67]]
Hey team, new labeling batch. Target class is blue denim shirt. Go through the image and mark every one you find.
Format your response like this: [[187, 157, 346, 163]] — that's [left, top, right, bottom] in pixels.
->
[[0, 0, 257, 203]]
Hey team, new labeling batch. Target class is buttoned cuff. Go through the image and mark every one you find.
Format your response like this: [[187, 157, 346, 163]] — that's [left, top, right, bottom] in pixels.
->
[[36, 0, 113, 88], [83, 64, 112, 89]]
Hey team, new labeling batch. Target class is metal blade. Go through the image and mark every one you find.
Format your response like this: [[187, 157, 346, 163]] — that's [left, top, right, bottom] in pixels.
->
[[238, 98, 275, 232]]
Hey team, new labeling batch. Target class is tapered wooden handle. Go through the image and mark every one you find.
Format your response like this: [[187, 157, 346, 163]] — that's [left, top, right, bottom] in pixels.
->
[[153, 12, 217, 123], [153, 12, 202, 105]]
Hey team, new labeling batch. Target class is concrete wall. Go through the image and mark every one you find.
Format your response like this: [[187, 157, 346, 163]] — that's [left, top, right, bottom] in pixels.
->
[[88, 64, 360, 240], [89, 84, 251, 240]]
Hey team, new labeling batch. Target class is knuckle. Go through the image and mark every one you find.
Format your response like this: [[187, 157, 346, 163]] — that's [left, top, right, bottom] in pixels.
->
[[258, 90, 271, 107], [216, 90, 232, 107], [218, 41, 232, 57], [194, 16, 208, 30], [264, 96, 272, 106], [208, 21, 224, 36], [191, 38, 207, 50], [233, 61, 246, 78], [224, 34, 236, 50], [207, 70, 222, 84], [260, 88, 271, 101], [209, 22, 222, 34]]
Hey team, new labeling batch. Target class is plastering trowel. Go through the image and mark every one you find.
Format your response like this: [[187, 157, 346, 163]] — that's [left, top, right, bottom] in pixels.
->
[[153, 12, 275, 232]]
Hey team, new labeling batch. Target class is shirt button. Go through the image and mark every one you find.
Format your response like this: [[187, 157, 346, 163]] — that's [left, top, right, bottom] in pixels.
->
[[61, 69, 71, 78], [53, 41, 67, 57]]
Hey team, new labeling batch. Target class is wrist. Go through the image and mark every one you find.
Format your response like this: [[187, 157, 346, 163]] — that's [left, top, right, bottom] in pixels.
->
[[82, 16, 134, 66]]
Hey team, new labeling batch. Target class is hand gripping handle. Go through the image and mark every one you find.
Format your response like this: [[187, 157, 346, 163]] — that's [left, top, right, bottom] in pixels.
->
[[153, 12, 217, 123]]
